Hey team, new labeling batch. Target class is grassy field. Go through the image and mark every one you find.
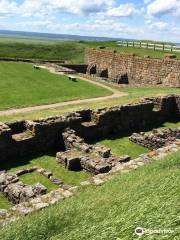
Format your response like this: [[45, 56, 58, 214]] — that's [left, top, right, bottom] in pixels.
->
[[0, 62, 110, 110], [0, 38, 180, 63], [0, 150, 179, 240], [0, 84, 179, 122]]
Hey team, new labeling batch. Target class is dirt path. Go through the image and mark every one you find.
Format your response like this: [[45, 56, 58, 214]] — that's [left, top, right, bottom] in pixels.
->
[[0, 67, 127, 116]]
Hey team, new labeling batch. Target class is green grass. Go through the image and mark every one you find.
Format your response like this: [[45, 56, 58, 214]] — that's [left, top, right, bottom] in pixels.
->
[[98, 134, 149, 158], [1, 154, 90, 187], [115, 46, 180, 59], [96, 121, 180, 158], [0, 84, 179, 122], [162, 121, 180, 128], [0, 38, 179, 63], [0, 62, 110, 110], [19, 172, 58, 193], [0, 193, 12, 209], [0, 151, 179, 240]]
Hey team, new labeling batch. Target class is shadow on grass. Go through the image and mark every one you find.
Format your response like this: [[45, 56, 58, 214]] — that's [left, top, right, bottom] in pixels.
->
[[0, 150, 57, 172], [90, 118, 180, 144]]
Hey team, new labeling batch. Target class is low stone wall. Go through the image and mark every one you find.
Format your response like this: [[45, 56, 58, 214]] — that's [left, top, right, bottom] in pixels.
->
[[129, 128, 180, 150], [85, 48, 180, 87], [0, 95, 179, 162]]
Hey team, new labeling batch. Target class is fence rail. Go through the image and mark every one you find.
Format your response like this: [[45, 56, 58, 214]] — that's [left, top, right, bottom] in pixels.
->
[[117, 41, 180, 53]]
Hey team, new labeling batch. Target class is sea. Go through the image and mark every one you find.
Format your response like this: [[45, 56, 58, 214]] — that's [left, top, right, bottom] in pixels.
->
[[0, 30, 123, 42]]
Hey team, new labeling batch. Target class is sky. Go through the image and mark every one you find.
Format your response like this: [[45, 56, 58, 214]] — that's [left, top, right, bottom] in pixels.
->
[[0, 0, 180, 42]]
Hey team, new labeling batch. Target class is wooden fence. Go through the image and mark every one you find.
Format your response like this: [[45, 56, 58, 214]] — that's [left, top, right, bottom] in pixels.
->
[[117, 41, 180, 53]]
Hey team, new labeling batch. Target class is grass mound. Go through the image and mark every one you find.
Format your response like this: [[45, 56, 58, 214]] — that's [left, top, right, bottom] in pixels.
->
[[0, 151, 179, 240]]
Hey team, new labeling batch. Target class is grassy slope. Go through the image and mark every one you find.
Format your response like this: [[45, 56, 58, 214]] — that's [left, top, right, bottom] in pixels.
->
[[0, 151, 179, 240], [0, 38, 179, 63], [0, 62, 110, 110], [0, 85, 179, 122]]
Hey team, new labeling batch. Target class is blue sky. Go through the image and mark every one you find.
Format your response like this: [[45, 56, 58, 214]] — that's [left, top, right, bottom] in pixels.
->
[[0, 0, 180, 42]]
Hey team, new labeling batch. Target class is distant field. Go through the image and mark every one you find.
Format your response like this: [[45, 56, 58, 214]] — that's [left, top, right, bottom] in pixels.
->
[[0, 62, 110, 110], [0, 37, 180, 63]]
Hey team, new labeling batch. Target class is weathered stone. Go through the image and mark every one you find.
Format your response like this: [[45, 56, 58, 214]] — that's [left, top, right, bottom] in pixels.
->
[[0, 209, 8, 218], [15, 169, 29, 176], [49, 176, 63, 185], [61, 190, 73, 198], [32, 183, 47, 195], [33, 202, 49, 210], [13, 206, 34, 215], [93, 178, 104, 186], [42, 171, 53, 178], [80, 181, 91, 186]]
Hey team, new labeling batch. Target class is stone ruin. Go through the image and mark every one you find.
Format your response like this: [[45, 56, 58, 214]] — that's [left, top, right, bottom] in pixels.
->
[[0, 94, 179, 211], [0, 94, 179, 164], [129, 128, 180, 150], [85, 48, 180, 87], [0, 171, 47, 205], [56, 128, 131, 174]]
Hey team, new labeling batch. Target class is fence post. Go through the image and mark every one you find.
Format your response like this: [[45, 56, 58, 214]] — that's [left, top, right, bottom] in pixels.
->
[[154, 44, 155, 51], [140, 42, 141, 48], [147, 42, 148, 49], [163, 44, 165, 52], [127, 41, 128, 47]]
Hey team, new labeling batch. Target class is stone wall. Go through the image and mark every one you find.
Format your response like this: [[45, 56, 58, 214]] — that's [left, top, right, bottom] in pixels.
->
[[0, 95, 179, 162], [85, 48, 180, 87]]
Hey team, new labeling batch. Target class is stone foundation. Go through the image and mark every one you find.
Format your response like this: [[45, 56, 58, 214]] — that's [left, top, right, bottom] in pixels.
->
[[0, 95, 179, 162]]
